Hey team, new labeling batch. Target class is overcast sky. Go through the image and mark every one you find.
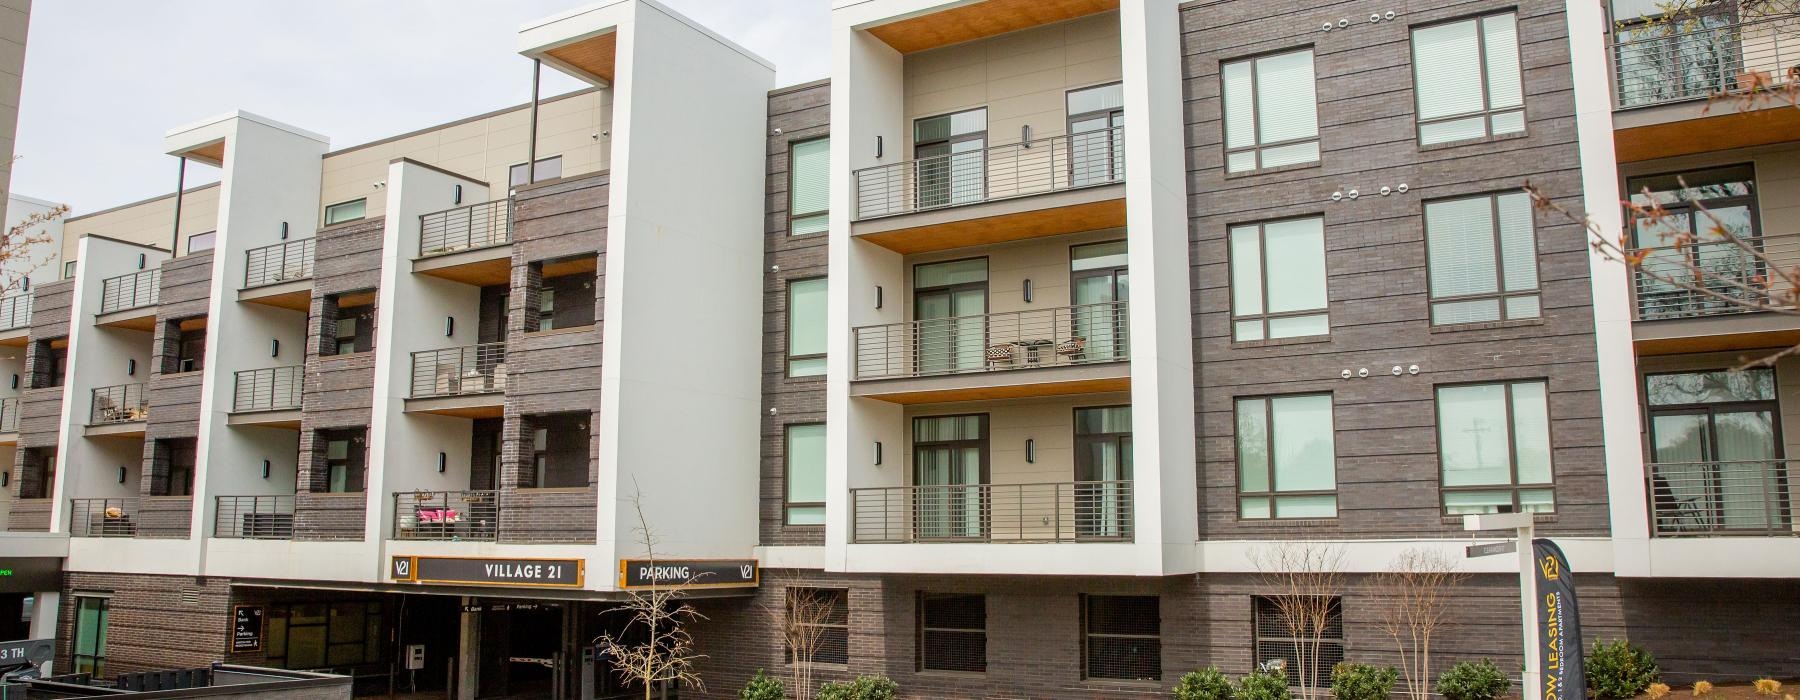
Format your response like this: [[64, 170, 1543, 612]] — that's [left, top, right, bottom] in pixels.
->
[[10, 1, 831, 214]]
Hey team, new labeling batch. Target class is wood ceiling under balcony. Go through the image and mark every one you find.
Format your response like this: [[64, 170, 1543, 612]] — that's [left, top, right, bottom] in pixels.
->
[[868, 0, 1119, 54]]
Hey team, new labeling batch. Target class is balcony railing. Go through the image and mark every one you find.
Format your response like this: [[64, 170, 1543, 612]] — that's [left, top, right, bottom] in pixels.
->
[[420, 199, 511, 258], [0, 397, 18, 433], [214, 495, 296, 539], [392, 490, 500, 541], [1629, 237, 1800, 320], [1613, 15, 1800, 109], [853, 126, 1125, 220], [90, 383, 148, 424], [233, 366, 304, 412], [99, 269, 160, 314], [851, 481, 1133, 543], [0, 293, 31, 330], [70, 498, 138, 537], [853, 302, 1129, 381], [1649, 460, 1795, 536], [244, 238, 316, 288], [411, 342, 507, 398]]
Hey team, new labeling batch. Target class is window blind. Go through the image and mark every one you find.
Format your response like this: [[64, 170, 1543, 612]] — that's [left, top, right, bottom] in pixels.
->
[[786, 424, 826, 524], [1223, 50, 1320, 172], [788, 278, 827, 376], [1426, 193, 1539, 324], [1230, 217, 1328, 341], [1413, 13, 1525, 144], [791, 138, 830, 235]]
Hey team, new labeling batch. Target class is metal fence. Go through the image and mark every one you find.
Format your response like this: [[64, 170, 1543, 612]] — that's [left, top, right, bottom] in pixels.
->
[[1649, 460, 1795, 537], [0, 293, 31, 330], [853, 126, 1125, 220], [411, 342, 507, 397], [0, 397, 18, 433], [99, 269, 161, 314], [853, 301, 1129, 380], [90, 382, 148, 424], [70, 498, 139, 537], [244, 238, 316, 288], [214, 495, 296, 539], [392, 490, 501, 541], [233, 366, 304, 412], [850, 481, 1134, 543], [1613, 15, 1800, 109], [419, 199, 511, 257], [1629, 237, 1800, 320]]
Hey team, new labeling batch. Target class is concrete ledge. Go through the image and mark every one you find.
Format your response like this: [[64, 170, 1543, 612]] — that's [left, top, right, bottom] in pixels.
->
[[237, 277, 314, 311], [95, 305, 159, 331], [227, 408, 303, 429], [851, 183, 1126, 254], [84, 420, 147, 438], [0, 326, 27, 346], [403, 392, 506, 418], [851, 361, 1130, 404]]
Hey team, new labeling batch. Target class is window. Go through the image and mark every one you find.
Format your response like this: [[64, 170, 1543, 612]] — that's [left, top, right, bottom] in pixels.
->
[[1611, 0, 1737, 107], [787, 277, 826, 377], [64, 260, 76, 279], [1222, 49, 1320, 173], [1082, 595, 1160, 681], [19, 448, 54, 499], [1071, 241, 1129, 361], [1075, 406, 1132, 538], [1253, 596, 1343, 688], [1425, 192, 1539, 325], [786, 587, 849, 666], [790, 138, 830, 235], [1068, 82, 1125, 185], [71, 595, 110, 677], [1436, 380, 1554, 514], [785, 423, 826, 525], [157, 438, 196, 497], [1411, 12, 1525, 145], [35, 341, 67, 388], [327, 293, 375, 355], [914, 109, 987, 208], [324, 199, 367, 226], [265, 601, 385, 670], [1626, 164, 1759, 320], [1236, 394, 1338, 518], [510, 156, 564, 187], [187, 231, 217, 253], [176, 323, 206, 372], [917, 592, 985, 673], [321, 429, 366, 493], [1230, 217, 1328, 341], [530, 413, 589, 488], [1643, 369, 1782, 534], [534, 258, 597, 332]]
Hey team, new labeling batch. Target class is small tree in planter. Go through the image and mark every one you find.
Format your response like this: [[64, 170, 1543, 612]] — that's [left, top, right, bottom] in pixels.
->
[[1375, 548, 1468, 700], [1436, 659, 1510, 700], [1251, 543, 1346, 700]]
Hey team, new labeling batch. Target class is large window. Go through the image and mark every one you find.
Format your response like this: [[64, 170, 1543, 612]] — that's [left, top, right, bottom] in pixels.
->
[[1253, 596, 1343, 689], [790, 138, 830, 236], [176, 322, 207, 372], [535, 260, 598, 332], [1611, 0, 1738, 108], [787, 277, 827, 377], [1222, 49, 1320, 173], [321, 429, 366, 494], [1230, 217, 1328, 341], [1626, 164, 1760, 320], [1436, 380, 1554, 514], [1067, 82, 1125, 186], [1411, 12, 1524, 145], [1236, 394, 1337, 519], [323, 198, 366, 226], [1425, 192, 1539, 325], [1075, 406, 1133, 539], [265, 601, 386, 670], [917, 592, 985, 673], [1643, 369, 1786, 534], [509, 156, 563, 187], [187, 231, 216, 253], [914, 109, 987, 209], [1081, 595, 1161, 681], [786, 587, 849, 666], [71, 595, 110, 677], [530, 413, 590, 488], [785, 423, 826, 525], [326, 292, 375, 356]]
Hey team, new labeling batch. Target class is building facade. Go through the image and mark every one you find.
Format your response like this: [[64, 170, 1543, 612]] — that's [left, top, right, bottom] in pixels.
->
[[3, 0, 1798, 697]]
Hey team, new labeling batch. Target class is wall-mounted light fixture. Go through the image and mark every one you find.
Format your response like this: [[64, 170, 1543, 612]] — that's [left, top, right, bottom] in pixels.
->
[[19, 277, 27, 291], [438, 452, 448, 473], [453, 185, 464, 206], [1, 471, 8, 488], [873, 441, 883, 466], [137, 253, 147, 269], [127, 359, 137, 376], [875, 286, 883, 310], [1021, 125, 1032, 145], [445, 317, 455, 337], [13, 374, 21, 390], [262, 460, 271, 479], [1023, 279, 1033, 303], [280, 222, 290, 240], [1026, 438, 1036, 464], [875, 135, 883, 159], [271, 339, 280, 358], [118, 466, 128, 483]]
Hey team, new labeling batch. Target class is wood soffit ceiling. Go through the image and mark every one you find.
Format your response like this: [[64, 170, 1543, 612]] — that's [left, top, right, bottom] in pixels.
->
[[546, 31, 617, 84], [868, 0, 1119, 54]]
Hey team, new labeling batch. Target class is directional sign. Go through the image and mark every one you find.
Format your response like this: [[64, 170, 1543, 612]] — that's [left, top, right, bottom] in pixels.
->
[[232, 606, 265, 652], [1466, 541, 1518, 558], [0, 638, 53, 666], [618, 559, 758, 590]]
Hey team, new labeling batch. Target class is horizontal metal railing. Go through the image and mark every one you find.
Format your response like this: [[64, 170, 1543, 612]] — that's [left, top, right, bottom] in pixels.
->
[[0, 293, 31, 330], [99, 269, 160, 314], [90, 382, 148, 424], [233, 366, 304, 413], [853, 126, 1125, 220], [214, 495, 296, 539], [1628, 237, 1800, 320], [1649, 460, 1795, 537], [244, 238, 316, 288], [419, 199, 511, 257], [1612, 15, 1800, 109], [850, 480, 1134, 544], [853, 301, 1129, 381], [392, 490, 501, 541], [70, 498, 138, 537], [411, 342, 507, 398], [0, 397, 18, 433]]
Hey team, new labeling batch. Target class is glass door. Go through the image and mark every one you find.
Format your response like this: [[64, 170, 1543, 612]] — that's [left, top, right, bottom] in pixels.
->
[[1075, 407, 1132, 539], [1645, 368, 1788, 534], [1071, 241, 1129, 362], [913, 415, 988, 541], [1068, 82, 1125, 186], [915, 109, 987, 209], [914, 259, 988, 375], [1627, 165, 1760, 319]]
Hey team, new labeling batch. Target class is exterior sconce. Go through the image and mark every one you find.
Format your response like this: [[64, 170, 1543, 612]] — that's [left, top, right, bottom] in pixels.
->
[[1023, 279, 1033, 303], [875, 135, 883, 159], [873, 441, 883, 466], [127, 359, 136, 376], [281, 222, 289, 240], [271, 339, 280, 358], [1021, 125, 1031, 145], [137, 254, 146, 269], [1026, 439, 1036, 463], [445, 317, 455, 337], [10, 374, 18, 389], [454, 185, 464, 205], [875, 286, 883, 310], [118, 466, 128, 483], [438, 452, 448, 473], [262, 460, 271, 478], [1, 471, 8, 487], [20, 277, 27, 291]]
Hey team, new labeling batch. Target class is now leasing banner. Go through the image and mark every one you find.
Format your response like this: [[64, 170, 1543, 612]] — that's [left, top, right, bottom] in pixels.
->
[[1533, 538, 1586, 700]]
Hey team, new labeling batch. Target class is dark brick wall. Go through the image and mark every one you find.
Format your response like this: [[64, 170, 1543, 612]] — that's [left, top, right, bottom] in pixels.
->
[[293, 218, 384, 539], [59, 572, 233, 675], [5, 498, 48, 531], [761, 80, 830, 547], [154, 250, 214, 319], [27, 279, 70, 337], [136, 495, 193, 538], [1181, 0, 1609, 539]]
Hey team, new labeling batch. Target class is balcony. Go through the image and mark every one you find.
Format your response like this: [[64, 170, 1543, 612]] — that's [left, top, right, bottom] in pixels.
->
[[1649, 460, 1796, 537], [392, 490, 500, 542], [1628, 238, 1800, 354], [96, 269, 160, 329], [406, 342, 506, 417], [214, 495, 296, 539], [0, 292, 31, 343], [852, 302, 1130, 402], [239, 238, 316, 310], [0, 396, 19, 437], [1611, 14, 1800, 161], [87, 382, 148, 436], [850, 481, 1133, 544], [851, 128, 1127, 254], [70, 498, 138, 538], [413, 199, 513, 286], [229, 366, 303, 428]]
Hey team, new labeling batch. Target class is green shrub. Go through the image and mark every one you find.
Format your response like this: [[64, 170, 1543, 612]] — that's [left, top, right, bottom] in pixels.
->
[[1175, 667, 1235, 700], [1331, 663, 1399, 700], [1587, 639, 1660, 700], [1436, 659, 1511, 700], [1237, 670, 1292, 700], [817, 675, 898, 700], [739, 669, 785, 700]]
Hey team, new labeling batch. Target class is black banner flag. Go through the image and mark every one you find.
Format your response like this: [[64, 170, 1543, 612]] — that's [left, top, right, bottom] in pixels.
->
[[1533, 538, 1585, 700]]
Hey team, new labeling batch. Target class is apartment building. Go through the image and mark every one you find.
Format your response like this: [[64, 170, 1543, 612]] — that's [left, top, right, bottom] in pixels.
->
[[2, 0, 1797, 698]]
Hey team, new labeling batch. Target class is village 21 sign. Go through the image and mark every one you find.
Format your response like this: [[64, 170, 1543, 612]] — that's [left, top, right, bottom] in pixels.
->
[[1533, 539, 1586, 700]]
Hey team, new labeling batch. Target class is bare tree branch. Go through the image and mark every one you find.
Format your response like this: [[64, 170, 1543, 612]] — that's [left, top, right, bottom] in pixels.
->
[[1251, 543, 1346, 700], [594, 481, 709, 700], [1375, 548, 1469, 700], [0, 203, 66, 296]]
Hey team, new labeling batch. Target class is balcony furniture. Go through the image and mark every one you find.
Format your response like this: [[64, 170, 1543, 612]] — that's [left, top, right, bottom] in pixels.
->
[[1055, 336, 1087, 359], [986, 343, 1016, 366]]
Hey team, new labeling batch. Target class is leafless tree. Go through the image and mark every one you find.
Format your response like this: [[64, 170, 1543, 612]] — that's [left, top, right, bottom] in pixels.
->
[[594, 484, 709, 700], [1374, 548, 1469, 700], [0, 203, 65, 295], [762, 586, 838, 700], [1251, 542, 1346, 700]]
